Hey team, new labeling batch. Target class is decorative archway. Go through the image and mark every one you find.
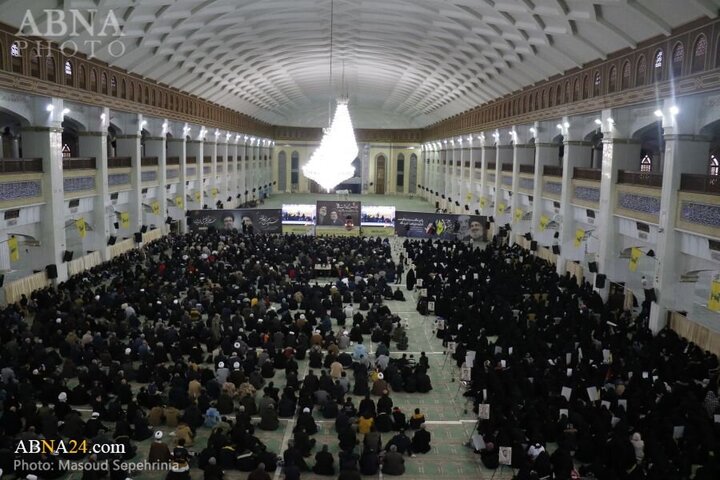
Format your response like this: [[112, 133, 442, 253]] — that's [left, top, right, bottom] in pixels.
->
[[375, 155, 387, 194]]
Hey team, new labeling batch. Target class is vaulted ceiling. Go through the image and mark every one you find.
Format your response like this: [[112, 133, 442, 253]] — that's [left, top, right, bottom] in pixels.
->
[[1, 0, 718, 128]]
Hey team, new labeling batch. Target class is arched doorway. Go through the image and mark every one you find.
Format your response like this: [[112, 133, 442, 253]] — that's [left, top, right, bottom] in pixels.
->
[[375, 155, 386, 194], [277, 151, 287, 191], [409, 153, 418, 194]]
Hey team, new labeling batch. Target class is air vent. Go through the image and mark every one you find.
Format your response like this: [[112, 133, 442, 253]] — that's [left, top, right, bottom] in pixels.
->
[[4, 209, 20, 220], [68, 199, 80, 208], [636, 222, 650, 233], [709, 239, 720, 252], [553, 201, 560, 208], [586, 209, 595, 218], [141, 188, 148, 194]]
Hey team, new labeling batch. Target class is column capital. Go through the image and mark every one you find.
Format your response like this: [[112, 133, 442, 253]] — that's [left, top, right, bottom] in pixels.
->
[[167, 138, 185, 143], [514, 144, 535, 149], [535, 142, 558, 148], [144, 136, 166, 141], [78, 131, 107, 137], [564, 140, 593, 146], [600, 138, 640, 145], [662, 134, 711, 142], [116, 134, 141, 139], [496, 144, 513, 150], [21, 126, 63, 133], [187, 139, 203, 144]]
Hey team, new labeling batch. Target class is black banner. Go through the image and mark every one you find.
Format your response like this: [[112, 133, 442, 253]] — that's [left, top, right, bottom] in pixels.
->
[[316, 200, 361, 227], [394, 211, 487, 241], [187, 209, 282, 234]]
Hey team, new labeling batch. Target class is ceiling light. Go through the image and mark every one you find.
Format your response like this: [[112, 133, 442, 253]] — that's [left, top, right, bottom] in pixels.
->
[[563, 122, 570, 128], [556, 124, 563, 130], [62, 108, 70, 115], [654, 109, 663, 118], [607, 118, 615, 125], [594, 119, 602, 125], [100, 113, 106, 121], [669, 105, 679, 115], [529, 127, 536, 134], [303, 100, 357, 191], [46, 104, 54, 112]]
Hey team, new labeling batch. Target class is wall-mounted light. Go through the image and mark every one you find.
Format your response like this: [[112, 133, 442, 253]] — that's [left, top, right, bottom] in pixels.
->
[[62, 108, 70, 115], [100, 113, 106, 121], [529, 127, 536, 134], [654, 109, 663, 118], [669, 105, 679, 116], [140, 120, 147, 128], [594, 118, 602, 125], [607, 118, 615, 125], [563, 122, 570, 128], [46, 104, 55, 112]]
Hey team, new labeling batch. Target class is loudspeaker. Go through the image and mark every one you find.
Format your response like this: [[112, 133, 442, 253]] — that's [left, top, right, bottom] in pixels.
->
[[107, 236, 117, 246], [552, 245, 560, 254], [475, 209, 480, 215], [554, 231, 560, 239], [595, 274, 606, 289], [646, 249, 655, 257], [441, 195, 445, 199], [588, 261, 598, 273], [530, 241, 538, 251], [0, 274, 4, 287], [140, 225, 148, 233], [455, 201, 460, 206], [227, 196, 232, 202], [62, 250, 74, 262], [113, 222, 119, 229], [134, 232, 143, 243], [489, 216, 495, 223], [435, 202, 440, 209], [464, 205, 469, 211], [523, 233, 532, 241], [46, 264, 58, 279], [165, 216, 173, 225], [644, 288, 657, 302]]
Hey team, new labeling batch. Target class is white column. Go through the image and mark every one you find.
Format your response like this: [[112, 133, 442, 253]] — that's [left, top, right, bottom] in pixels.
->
[[511, 127, 535, 232], [187, 138, 204, 209], [22, 97, 67, 282], [494, 141, 513, 223], [531, 124, 560, 240], [77, 106, 110, 260], [167, 136, 187, 227], [115, 116, 143, 232], [143, 135, 167, 227]]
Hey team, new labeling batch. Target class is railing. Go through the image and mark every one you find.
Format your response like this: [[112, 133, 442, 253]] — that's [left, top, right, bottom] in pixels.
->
[[617, 170, 663, 188], [187, 156, 197, 164], [108, 157, 131, 168], [464, 161, 470, 168], [474, 162, 481, 169], [501, 163, 513, 172], [0, 157, 43, 173], [519, 165, 535, 174], [573, 167, 601, 181], [167, 156, 180, 165], [487, 162, 496, 170], [680, 173, 720, 195], [141, 156, 158, 167], [543, 165, 563, 177], [62, 157, 96, 170], [203, 156, 212, 162]]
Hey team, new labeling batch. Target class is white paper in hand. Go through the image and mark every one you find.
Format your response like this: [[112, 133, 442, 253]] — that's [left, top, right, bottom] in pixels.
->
[[478, 403, 490, 420], [586, 386, 599, 402], [498, 447, 512, 466], [561, 387, 572, 401]]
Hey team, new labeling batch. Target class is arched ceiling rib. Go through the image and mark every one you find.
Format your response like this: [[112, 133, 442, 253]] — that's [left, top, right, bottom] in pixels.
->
[[1, 0, 717, 128]]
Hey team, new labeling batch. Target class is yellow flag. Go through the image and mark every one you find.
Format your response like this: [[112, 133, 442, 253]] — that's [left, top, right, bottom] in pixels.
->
[[211, 187, 218, 198], [75, 217, 87, 238], [8, 235, 19, 262], [629, 247, 642, 272], [539, 215, 550, 232], [194, 191, 201, 202], [175, 196, 184, 208], [497, 202, 506, 214], [120, 212, 130, 229], [708, 278, 720, 313], [514, 208, 523, 222], [151, 200, 160, 215], [574, 228, 584, 247], [479, 197, 487, 208], [465, 192, 473, 202]]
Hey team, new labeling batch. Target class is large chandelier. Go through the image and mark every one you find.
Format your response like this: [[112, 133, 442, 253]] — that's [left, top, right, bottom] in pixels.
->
[[302, 100, 358, 191], [301, 0, 358, 192]]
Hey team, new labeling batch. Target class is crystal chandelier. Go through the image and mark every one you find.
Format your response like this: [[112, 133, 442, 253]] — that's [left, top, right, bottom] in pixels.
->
[[303, 100, 358, 191], [302, 0, 358, 192]]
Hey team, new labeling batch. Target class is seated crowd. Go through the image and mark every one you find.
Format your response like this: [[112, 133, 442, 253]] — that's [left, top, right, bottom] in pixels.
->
[[0, 232, 432, 480], [406, 237, 720, 480]]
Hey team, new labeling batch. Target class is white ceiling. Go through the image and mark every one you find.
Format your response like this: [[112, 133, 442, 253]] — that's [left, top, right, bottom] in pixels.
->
[[1, 0, 718, 128]]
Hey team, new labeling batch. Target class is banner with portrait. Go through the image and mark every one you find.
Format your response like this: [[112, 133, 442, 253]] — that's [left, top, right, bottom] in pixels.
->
[[187, 209, 282, 234], [316, 200, 361, 236], [394, 211, 487, 242]]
